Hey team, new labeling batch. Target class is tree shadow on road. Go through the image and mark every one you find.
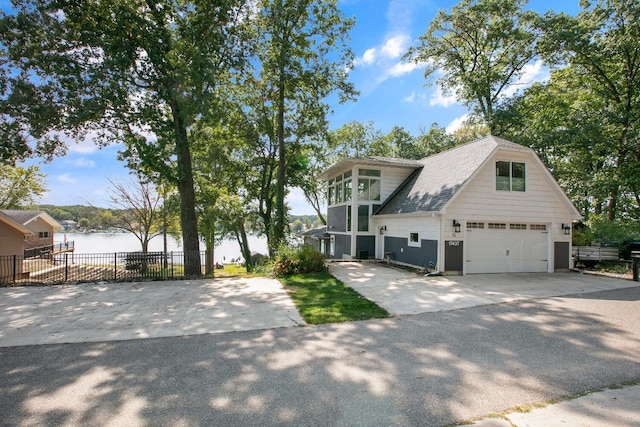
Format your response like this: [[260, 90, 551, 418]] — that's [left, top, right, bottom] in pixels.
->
[[1, 288, 640, 426]]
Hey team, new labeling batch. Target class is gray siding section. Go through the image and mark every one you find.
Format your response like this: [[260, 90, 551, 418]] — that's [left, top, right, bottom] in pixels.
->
[[328, 206, 347, 233], [356, 236, 375, 259], [384, 236, 438, 267], [331, 234, 351, 259]]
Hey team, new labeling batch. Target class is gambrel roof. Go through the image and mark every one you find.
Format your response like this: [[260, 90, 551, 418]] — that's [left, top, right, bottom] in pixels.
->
[[374, 135, 580, 218]]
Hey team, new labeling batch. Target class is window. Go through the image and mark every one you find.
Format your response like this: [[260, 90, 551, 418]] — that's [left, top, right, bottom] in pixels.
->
[[330, 235, 335, 256], [357, 169, 381, 201], [488, 223, 506, 229], [357, 205, 369, 232], [496, 161, 526, 192], [38, 231, 49, 238], [409, 232, 420, 247], [510, 223, 527, 230], [328, 171, 351, 205], [343, 179, 352, 202], [347, 205, 352, 232], [467, 222, 485, 229], [530, 224, 547, 231], [359, 169, 380, 177]]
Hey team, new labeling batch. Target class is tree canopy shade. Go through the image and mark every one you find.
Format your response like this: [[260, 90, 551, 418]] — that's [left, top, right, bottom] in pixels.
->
[[1, 0, 252, 275], [404, 0, 538, 134], [537, 0, 640, 221]]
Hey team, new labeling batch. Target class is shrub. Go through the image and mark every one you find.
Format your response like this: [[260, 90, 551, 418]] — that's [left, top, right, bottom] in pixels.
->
[[273, 245, 326, 277]]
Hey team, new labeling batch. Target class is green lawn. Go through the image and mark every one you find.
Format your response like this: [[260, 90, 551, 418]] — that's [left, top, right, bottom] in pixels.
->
[[279, 271, 389, 324]]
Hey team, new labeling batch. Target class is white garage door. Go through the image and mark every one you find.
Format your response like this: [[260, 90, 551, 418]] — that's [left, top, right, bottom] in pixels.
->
[[466, 223, 548, 273]]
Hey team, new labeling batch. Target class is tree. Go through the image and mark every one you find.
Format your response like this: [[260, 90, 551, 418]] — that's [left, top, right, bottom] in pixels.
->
[[255, 0, 357, 252], [0, 164, 46, 209], [405, 0, 538, 134], [105, 175, 162, 253], [537, 0, 640, 221], [1, 1, 251, 275]]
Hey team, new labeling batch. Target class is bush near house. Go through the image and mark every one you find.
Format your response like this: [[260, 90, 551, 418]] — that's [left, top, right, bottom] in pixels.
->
[[273, 245, 326, 277]]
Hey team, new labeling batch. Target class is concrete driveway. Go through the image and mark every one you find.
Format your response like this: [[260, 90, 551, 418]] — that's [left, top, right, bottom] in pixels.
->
[[0, 277, 304, 347], [328, 260, 639, 316]]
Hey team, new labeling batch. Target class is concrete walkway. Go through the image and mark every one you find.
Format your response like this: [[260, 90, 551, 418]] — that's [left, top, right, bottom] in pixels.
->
[[328, 260, 639, 316], [472, 384, 640, 427], [0, 277, 305, 347]]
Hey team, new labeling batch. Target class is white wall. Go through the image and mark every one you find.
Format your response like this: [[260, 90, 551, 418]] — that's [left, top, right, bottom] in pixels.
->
[[372, 214, 440, 259]]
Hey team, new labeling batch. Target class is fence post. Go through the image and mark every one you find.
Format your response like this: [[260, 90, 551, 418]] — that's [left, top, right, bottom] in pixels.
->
[[170, 251, 174, 279], [632, 251, 640, 282], [114, 253, 117, 281], [64, 253, 68, 282], [12, 254, 17, 284]]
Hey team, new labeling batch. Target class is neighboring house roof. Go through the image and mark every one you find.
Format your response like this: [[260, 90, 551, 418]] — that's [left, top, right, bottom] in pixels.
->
[[299, 226, 329, 239], [318, 156, 423, 180], [1, 210, 63, 231], [374, 135, 580, 218], [0, 210, 33, 235]]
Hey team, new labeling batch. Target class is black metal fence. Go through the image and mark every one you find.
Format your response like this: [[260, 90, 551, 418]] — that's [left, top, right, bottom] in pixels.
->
[[24, 241, 75, 259], [0, 251, 207, 286]]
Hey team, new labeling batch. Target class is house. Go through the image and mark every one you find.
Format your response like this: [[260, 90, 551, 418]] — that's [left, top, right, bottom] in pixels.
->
[[0, 210, 63, 255], [300, 226, 331, 256], [0, 211, 33, 257], [318, 136, 581, 274]]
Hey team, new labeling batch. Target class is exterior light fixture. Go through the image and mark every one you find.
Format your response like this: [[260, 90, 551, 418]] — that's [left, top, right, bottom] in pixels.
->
[[453, 219, 461, 233], [562, 223, 571, 235]]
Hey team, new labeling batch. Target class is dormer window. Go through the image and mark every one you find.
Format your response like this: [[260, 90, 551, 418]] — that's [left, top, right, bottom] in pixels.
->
[[496, 161, 525, 192]]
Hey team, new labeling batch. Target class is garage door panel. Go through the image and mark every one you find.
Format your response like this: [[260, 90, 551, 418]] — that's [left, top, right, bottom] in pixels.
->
[[466, 228, 547, 274]]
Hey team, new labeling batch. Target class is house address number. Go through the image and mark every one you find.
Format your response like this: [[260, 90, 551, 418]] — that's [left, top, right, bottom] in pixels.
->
[[448, 241, 461, 246]]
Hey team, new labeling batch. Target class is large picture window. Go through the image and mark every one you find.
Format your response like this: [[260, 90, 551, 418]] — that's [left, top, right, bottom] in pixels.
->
[[496, 161, 525, 192], [327, 171, 352, 205], [357, 205, 369, 232], [357, 169, 381, 201]]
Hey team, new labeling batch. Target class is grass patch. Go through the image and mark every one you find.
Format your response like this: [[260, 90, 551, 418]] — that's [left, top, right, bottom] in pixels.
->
[[214, 263, 247, 277], [279, 271, 388, 324]]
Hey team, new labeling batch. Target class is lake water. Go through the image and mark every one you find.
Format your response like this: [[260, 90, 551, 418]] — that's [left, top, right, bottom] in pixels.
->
[[55, 232, 269, 263]]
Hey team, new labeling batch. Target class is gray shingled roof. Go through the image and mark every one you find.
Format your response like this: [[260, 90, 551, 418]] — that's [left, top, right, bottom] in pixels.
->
[[375, 136, 528, 216], [1, 210, 62, 230]]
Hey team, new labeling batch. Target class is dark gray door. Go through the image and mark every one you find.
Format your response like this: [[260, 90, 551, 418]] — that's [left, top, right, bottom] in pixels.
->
[[445, 240, 464, 272], [554, 242, 570, 270]]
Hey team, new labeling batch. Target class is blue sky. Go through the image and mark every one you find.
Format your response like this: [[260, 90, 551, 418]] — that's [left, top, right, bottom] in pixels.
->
[[8, 0, 581, 214]]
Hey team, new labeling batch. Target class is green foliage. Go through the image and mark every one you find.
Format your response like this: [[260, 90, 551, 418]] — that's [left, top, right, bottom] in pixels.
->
[[571, 228, 592, 246], [279, 271, 388, 324], [0, 165, 47, 209], [273, 245, 327, 277], [587, 215, 635, 244], [405, 0, 538, 133]]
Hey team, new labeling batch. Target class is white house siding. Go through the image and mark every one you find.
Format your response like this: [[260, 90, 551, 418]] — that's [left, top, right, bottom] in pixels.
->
[[380, 167, 415, 202], [445, 151, 574, 273], [372, 215, 440, 260]]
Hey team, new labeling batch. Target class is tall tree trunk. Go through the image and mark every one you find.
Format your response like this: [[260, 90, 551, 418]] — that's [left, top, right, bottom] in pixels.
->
[[274, 77, 287, 253], [235, 226, 253, 272], [171, 99, 201, 276]]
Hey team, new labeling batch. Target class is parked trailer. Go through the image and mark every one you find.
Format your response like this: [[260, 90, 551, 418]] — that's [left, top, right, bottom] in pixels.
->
[[572, 246, 620, 265]]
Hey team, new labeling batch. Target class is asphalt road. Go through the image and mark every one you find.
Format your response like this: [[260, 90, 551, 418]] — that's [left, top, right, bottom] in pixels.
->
[[1, 286, 639, 426]]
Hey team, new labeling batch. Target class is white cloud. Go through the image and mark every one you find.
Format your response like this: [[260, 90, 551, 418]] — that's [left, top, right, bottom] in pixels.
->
[[65, 157, 96, 168], [380, 34, 410, 59], [57, 173, 77, 184], [388, 60, 423, 77], [429, 86, 458, 107], [361, 48, 376, 65], [405, 91, 416, 103], [502, 60, 549, 98], [446, 114, 470, 133]]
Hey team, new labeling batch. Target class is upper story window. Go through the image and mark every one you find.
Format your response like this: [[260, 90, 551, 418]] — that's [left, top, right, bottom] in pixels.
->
[[357, 168, 381, 201], [327, 171, 353, 206], [496, 161, 525, 192]]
